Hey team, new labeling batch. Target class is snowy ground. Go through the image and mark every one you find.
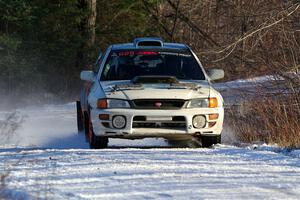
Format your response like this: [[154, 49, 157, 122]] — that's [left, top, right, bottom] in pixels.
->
[[1, 76, 300, 199]]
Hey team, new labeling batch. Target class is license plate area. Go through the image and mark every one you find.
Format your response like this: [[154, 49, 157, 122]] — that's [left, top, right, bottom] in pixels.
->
[[146, 116, 172, 121]]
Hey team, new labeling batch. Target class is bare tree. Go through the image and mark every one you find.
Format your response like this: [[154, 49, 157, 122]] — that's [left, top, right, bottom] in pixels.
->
[[145, 0, 300, 80]]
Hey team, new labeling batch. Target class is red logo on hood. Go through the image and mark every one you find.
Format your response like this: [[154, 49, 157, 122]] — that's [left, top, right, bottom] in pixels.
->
[[155, 102, 162, 108]]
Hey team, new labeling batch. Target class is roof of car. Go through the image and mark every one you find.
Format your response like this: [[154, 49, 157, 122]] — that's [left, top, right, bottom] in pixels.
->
[[111, 37, 189, 51], [111, 43, 189, 50]]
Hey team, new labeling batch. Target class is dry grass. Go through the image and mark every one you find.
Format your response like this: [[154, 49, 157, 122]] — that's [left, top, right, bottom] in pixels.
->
[[0, 112, 23, 143], [0, 112, 23, 199], [0, 168, 12, 200], [227, 91, 300, 148]]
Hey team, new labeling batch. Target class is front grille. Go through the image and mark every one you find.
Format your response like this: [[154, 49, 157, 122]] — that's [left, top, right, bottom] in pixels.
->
[[132, 99, 185, 109], [132, 116, 186, 129]]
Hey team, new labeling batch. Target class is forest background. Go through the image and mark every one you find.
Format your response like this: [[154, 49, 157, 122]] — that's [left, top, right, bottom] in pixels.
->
[[0, 0, 299, 108]]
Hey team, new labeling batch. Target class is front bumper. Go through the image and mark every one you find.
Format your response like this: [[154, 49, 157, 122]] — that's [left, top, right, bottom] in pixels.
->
[[90, 107, 224, 139]]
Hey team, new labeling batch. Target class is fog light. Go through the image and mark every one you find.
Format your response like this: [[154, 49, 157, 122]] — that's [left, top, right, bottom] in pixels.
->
[[193, 115, 206, 128], [112, 115, 126, 129], [99, 114, 109, 120]]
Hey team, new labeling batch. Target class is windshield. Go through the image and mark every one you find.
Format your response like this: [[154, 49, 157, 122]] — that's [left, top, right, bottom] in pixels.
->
[[100, 49, 205, 81]]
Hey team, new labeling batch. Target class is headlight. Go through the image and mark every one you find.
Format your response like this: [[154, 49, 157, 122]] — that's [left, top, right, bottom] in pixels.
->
[[186, 99, 209, 108], [186, 98, 218, 108], [97, 99, 130, 109]]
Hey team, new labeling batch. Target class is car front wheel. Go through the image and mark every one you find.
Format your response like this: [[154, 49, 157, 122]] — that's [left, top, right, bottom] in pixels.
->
[[85, 111, 108, 149], [76, 101, 84, 132], [90, 133, 109, 149]]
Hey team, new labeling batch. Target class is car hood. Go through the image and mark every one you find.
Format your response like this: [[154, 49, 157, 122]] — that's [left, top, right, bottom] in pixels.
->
[[100, 80, 211, 100]]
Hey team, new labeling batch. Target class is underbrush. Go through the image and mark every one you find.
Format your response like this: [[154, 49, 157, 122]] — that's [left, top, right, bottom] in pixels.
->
[[227, 91, 300, 148], [0, 112, 23, 199]]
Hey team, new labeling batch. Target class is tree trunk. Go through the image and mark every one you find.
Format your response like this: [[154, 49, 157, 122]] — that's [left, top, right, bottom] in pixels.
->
[[86, 0, 97, 48], [75, 0, 97, 71]]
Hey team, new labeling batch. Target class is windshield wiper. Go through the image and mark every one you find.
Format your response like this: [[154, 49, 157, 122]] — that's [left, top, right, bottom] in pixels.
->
[[131, 76, 179, 84]]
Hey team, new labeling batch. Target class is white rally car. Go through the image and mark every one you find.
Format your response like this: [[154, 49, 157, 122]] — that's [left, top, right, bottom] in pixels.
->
[[77, 38, 224, 148]]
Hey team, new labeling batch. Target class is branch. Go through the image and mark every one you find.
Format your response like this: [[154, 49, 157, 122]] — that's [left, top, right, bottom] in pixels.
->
[[141, 0, 173, 38], [166, 0, 221, 47], [170, 0, 180, 42], [204, 3, 300, 58]]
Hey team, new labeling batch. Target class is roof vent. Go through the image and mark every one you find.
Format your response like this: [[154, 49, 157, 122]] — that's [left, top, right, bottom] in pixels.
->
[[134, 37, 163, 47]]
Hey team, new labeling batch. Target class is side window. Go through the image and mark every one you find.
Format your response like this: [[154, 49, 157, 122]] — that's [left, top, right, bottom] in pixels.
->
[[93, 52, 103, 73], [103, 64, 110, 78], [102, 54, 118, 80]]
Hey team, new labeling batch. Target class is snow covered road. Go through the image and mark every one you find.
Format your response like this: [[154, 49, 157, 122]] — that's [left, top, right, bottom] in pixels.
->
[[2, 145, 300, 199], [1, 103, 300, 199]]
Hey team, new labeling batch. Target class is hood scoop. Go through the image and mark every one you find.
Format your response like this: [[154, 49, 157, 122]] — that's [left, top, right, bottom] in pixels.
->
[[111, 84, 143, 92], [131, 76, 179, 84]]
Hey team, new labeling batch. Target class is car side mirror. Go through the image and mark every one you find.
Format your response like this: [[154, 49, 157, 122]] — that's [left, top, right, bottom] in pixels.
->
[[80, 70, 95, 82], [207, 69, 224, 81]]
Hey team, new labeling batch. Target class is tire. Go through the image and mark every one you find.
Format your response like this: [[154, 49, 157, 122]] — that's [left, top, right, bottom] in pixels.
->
[[201, 135, 221, 148], [85, 111, 108, 149], [84, 112, 90, 142], [90, 133, 109, 149], [76, 101, 84, 132]]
